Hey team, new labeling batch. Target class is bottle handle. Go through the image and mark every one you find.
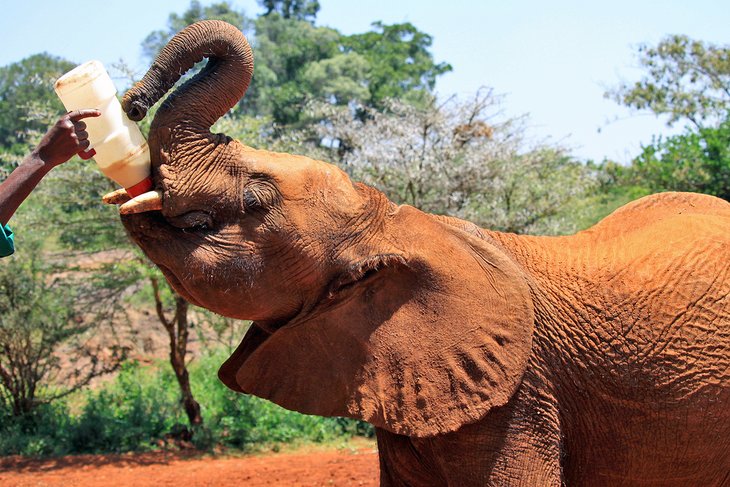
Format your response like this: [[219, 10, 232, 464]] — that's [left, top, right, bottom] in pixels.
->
[[78, 148, 96, 160]]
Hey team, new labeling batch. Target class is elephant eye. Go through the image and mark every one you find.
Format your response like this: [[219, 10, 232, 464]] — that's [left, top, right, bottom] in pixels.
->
[[243, 188, 261, 211], [167, 211, 214, 232], [242, 178, 282, 213]]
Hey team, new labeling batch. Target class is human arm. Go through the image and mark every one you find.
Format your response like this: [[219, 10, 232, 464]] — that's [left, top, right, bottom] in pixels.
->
[[0, 109, 100, 225]]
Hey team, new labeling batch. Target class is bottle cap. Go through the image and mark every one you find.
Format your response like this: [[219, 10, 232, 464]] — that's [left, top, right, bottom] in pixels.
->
[[125, 177, 154, 198]]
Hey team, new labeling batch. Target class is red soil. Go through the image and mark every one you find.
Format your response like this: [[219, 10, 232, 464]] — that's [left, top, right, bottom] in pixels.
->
[[0, 442, 379, 487]]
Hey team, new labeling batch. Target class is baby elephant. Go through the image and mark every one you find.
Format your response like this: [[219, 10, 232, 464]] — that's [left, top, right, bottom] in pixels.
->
[[110, 20, 729, 486]]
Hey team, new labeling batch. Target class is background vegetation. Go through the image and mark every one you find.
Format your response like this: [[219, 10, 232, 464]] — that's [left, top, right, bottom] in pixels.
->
[[0, 0, 727, 456]]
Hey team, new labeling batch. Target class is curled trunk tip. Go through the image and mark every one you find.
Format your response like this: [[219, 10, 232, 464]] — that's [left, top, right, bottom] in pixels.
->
[[121, 20, 254, 129]]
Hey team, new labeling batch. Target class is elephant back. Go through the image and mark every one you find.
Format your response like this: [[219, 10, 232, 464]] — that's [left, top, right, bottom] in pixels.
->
[[580, 191, 730, 239]]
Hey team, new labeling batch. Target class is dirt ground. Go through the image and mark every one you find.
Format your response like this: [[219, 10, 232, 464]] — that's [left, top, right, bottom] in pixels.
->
[[0, 441, 379, 487]]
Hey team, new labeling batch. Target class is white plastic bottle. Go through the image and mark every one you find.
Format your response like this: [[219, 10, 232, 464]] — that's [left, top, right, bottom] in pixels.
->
[[54, 60, 152, 197]]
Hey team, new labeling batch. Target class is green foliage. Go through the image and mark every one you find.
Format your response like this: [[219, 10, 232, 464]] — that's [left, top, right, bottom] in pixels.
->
[[0, 400, 73, 456], [141, 2, 451, 128], [0, 52, 127, 251], [252, 17, 452, 126], [556, 160, 652, 231], [0, 53, 72, 154], [628, 114, 730, 200], [0, 354, 372, 456], [34, 157, 128, 251], [251, 14, 344, 125], [211, 113, 274, 148], [299, 53, 369, 104], [0, 240, 125, 416], [142, 1, 251, 62], [342, 22, 453, 109], [467, 148, 594, 235], [608, 35, 730, 128], [606, 34, 730, 207], [0, 361, 181, 456], [68, 361, 183, 453], [259, 0, 320, 22], [189, 351, 369, 449]]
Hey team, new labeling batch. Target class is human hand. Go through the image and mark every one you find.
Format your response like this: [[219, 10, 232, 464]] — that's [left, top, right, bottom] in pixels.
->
[[34, 109, 102, 168]]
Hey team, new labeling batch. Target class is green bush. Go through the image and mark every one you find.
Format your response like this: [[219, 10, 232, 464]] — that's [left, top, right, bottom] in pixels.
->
[[0, 350, 373, 457], [0, 401, 71, 456], [189, 350, 373, 450], [631, 115, 730, 201], [68, 361, 183, 453]]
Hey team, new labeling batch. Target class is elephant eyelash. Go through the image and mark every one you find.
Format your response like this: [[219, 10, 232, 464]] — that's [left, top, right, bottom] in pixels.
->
[[184, 222, 210, 233], [242, 179, 282, 212], [242, 188, 261, 210], [168, 210, 214, 233]]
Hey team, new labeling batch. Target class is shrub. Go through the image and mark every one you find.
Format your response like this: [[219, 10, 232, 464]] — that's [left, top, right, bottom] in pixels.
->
[[0, 350, 372, 456], [0, 401, 71, 456], [190, 350, 373, 450], [68, 361, 182, 453]]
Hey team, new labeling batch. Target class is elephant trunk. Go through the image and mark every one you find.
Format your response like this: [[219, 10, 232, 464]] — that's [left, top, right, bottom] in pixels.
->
[[122, 20, 253, 131]]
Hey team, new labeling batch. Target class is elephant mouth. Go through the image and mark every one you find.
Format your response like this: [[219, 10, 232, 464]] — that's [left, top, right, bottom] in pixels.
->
[[157, 264, 204, 308]]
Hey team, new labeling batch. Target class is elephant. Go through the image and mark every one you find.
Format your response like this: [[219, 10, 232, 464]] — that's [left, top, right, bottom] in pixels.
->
[[110, 20, 730, 486]]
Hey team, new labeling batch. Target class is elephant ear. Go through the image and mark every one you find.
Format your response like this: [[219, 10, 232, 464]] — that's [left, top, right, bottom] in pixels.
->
[[219, 206, 534, 437]]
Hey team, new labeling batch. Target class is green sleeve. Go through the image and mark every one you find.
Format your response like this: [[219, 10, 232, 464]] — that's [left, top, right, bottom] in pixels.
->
[[0, 224, 15, 257]]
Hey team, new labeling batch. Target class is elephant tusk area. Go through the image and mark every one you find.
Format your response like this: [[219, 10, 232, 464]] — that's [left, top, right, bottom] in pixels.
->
[[102, 188, 132, 205], [119, 190, 163, 214]]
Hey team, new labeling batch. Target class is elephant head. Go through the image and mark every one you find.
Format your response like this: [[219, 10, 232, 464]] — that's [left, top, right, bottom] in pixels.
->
[[116, 20, 535, 437]]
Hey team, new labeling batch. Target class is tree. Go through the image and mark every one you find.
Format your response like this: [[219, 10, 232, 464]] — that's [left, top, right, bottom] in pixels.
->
[[142, 1, 251, 63], [251, 14, 353, 125], [607, 35, 730, 129], [252, 18, 452, 127], [305, 90, 594, 235], [342, 22, 453, 110], [628, 114, 730, 200], [0, 48, 208, 433], [0, 55, 133, 420], [0, 241, 126, 416], [0, 54, 74, 153], [141, 2, 452, 128], [149, 277, 202, 429], [253, 16, 451, 126], [42, 149, 208, 433], [259, 0, 320, 22], [606, 35, 730, 202]]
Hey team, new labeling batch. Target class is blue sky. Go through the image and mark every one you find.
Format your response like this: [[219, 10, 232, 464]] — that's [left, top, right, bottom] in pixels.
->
[[2, 0, 728, 163]]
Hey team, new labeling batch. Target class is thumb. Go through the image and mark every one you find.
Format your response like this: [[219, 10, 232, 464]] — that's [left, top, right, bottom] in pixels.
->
[[78, 148, 96, 160]]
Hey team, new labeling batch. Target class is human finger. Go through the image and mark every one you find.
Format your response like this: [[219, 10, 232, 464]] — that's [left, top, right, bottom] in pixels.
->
[[57, 117, 75, 131], [68, 109, 101, 121], [73, 120, 87, 132], [78, 148, 96, 160], [76, 130, 89, 141]]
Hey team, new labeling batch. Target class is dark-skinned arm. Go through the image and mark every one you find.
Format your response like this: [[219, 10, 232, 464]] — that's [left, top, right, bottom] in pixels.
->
[[0, 109, 100, 225]]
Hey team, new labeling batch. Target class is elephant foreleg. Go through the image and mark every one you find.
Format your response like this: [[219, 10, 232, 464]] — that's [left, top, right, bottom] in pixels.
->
[[376, 382, 563, 486]]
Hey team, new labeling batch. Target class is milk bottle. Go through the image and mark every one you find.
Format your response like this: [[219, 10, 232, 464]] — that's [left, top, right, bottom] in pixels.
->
[[54, 61, 152, 197]]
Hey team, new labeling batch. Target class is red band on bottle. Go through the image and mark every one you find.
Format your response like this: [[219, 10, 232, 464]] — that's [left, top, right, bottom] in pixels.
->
[[125, 177, 153, 198]]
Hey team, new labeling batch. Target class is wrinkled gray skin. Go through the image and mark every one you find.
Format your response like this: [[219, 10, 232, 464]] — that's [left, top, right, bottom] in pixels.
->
[[119, 20, 730, 486]]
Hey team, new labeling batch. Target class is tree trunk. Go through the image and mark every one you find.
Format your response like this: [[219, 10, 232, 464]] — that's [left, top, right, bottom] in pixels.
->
[[170, 295, 203, 427], [151, 277, 203, 430]]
